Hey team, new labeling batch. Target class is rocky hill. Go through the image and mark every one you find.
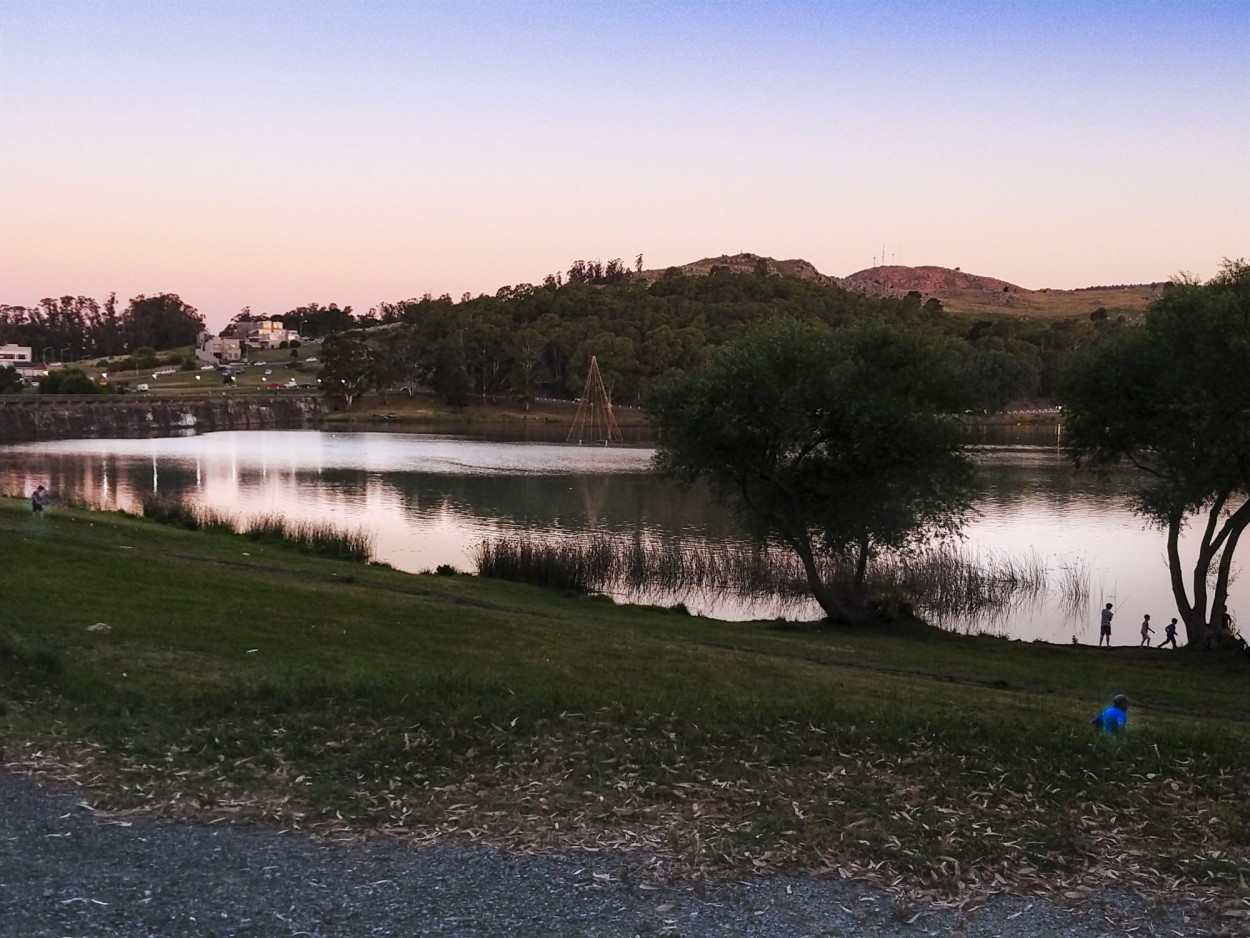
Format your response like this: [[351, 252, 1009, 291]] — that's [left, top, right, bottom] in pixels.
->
[[639, 253, 1162, 319], [842, 265, 1023, 295], [637, 253, 843, 287]]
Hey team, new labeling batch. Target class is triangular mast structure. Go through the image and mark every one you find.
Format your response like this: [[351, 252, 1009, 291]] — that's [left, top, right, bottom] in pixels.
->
[[567, 355, 623, 444]]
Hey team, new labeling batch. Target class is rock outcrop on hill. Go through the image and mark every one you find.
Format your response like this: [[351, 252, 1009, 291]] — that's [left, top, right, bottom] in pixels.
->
[[637, 252, 843, 287], [841, 264, 1023, 295]]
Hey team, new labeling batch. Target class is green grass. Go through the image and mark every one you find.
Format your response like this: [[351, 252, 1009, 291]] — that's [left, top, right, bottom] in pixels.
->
[[1, 497, 1247, 908]]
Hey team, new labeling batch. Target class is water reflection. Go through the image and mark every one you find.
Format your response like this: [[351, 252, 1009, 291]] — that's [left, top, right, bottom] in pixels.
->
[[2, 429, 1242, 646]]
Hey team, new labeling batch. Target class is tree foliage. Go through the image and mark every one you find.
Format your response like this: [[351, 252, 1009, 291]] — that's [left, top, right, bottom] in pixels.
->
[[0, 365, 23, 394], [38, 367, 102, 395], [124, 294, 204, 350], [1060, 260, 1250, 647], [319, 331, 375, 407], [647, 318, 976, 623]]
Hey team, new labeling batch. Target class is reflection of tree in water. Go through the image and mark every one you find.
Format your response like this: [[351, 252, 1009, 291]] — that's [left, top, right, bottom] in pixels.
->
[[377, 471, 741, 535]]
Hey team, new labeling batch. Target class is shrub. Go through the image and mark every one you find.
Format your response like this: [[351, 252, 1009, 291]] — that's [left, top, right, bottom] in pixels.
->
[[39, 368, 101, 395]]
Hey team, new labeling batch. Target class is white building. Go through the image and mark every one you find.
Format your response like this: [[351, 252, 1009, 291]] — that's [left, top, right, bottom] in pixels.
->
[[0, 343, 33, 365], [234, 321, 300, 349], [196, 335, 244, 364], [0, 343, 47, 378]]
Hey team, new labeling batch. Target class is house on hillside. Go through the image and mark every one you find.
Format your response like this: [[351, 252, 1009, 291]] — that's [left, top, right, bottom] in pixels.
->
[[196, 335, 243, 364], [0, 343, 47, 380], [0, 343, 32, 366], [234, 320, 300, 349]]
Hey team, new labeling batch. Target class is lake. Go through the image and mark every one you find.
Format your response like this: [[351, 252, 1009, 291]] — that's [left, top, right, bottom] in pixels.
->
[[3, 427, 1242, 647]]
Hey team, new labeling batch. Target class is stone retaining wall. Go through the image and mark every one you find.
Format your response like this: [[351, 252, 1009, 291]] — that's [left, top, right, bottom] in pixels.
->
[[0, 394, 326, 443]]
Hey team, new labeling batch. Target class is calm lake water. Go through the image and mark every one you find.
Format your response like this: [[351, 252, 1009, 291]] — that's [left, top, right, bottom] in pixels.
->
[[3, 427, 1243, 647]]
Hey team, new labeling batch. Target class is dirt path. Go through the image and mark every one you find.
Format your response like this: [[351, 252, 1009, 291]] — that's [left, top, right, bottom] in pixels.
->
[[2, 771, 1221, 938]]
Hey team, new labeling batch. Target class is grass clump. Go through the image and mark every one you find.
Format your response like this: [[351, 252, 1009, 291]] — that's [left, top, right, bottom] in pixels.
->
[[245, 513, 373, 562], [140, 494, 238, 533], [138, 495, 371, 562]]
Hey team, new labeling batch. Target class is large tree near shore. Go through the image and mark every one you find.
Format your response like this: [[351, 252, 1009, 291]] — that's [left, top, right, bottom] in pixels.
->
[[646, 318, 975, 623], [1060, 260, 1250, 648]]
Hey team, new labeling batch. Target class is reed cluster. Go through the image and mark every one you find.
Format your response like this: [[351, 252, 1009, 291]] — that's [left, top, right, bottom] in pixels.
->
[[244, 513, 374, 562], [476, 532, 1074, 622], [139, 495, 372, 562], [140, 494, 238, 532]]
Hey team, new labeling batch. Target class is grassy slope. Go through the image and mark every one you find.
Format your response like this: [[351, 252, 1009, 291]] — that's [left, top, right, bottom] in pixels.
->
[[937, 285, 1157, 320], [2, 498, 1247, 909]]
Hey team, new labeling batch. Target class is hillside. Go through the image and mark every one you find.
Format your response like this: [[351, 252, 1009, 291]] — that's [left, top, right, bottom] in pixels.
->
[[640, 253, 1163, 320], [638, 252, 844, 287]]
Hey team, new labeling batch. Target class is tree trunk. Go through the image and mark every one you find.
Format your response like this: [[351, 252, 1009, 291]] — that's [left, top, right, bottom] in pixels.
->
[[787, 531, 858, 623], [1165, 513, 1204, 643], [1167, 500, 1250, 648]]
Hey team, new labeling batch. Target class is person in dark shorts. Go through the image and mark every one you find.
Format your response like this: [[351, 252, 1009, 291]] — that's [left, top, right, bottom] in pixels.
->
[[30, 485, 46, 515], [1098, 603, 1114, 646]]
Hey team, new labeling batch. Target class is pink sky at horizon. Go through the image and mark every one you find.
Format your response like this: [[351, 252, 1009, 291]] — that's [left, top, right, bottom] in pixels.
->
[[3, 1, 1247, 332]]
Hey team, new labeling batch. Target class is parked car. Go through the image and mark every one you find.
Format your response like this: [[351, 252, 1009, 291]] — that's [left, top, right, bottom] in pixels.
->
[[136, 383, 150, 392]]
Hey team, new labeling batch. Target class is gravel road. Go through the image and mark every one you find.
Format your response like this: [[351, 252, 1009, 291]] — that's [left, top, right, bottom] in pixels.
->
[[1, 772, 1220, 937]]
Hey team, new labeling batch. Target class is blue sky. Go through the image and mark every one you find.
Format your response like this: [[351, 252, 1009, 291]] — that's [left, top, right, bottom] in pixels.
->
[[2, 1, 1247, 328]]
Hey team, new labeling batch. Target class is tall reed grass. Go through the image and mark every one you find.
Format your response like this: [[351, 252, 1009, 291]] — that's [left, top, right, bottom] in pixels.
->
[[140, 495, 238, 532], [245, 513, 374, 562], [139, 495, 372, 562], [476, 532, 1068, 622]]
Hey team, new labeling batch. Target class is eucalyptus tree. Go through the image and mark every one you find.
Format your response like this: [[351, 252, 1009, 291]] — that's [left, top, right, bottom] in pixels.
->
[[319, 330, 374, 408], [1061, 260, 1250, 648]]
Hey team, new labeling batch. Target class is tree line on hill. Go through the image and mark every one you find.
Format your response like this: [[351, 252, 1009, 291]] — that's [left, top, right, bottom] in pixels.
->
[[0, 294, 204, 362], [2, 260, 1118, 410], [316, 262, 1115, 410]]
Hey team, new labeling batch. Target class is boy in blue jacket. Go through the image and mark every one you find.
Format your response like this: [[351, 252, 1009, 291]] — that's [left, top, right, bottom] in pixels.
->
[[1091, 694, 1129, 735]]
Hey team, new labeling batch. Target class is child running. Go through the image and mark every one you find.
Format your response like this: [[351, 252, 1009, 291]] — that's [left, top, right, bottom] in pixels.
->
[[1139, 614, 1153, 646], [1158, 618, 1179, 648]]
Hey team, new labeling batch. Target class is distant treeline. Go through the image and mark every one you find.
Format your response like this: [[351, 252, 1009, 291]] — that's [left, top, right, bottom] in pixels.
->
[[3, 259, 1127, 408], [0, 293, 204, 361], [316, 262, 1122, 409]]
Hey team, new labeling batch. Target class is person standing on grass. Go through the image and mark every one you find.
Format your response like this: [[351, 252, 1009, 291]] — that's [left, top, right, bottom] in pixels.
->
[[1098, 602, 1114, 646], [30, 485, 46, 515], [1091, 694, 1129, 735], [1139, 614, 1153, 646], [1159, 618, 1179, 648]]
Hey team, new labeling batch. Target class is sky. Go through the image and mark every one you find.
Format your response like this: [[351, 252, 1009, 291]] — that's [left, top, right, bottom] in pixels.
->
[[2, 1, 1247, 332]]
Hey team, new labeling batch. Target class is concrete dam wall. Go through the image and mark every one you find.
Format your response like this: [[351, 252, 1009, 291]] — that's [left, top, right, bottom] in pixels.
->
[[0, 395, 327, 443]]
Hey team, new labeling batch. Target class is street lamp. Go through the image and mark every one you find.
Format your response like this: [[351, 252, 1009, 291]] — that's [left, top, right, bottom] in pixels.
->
[[43, 346, 53, 363]]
